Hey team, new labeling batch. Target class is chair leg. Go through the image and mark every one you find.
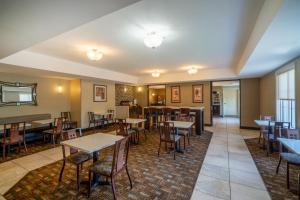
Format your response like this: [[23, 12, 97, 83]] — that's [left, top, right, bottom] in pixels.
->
[[173, 142, 176, 160], [183, 135, 186, 150], [258, 131, 261, 144], [111, 177, 116, 200], [59, 160, 66, 182], [144, 130, 147, 140], [266, 141, 270, 156], [158, 140, 161, 157], [276, 156, 282, 174], [298, 173, 300, 200], [125, 166, 133, 189], [88, 171, 92, 198], [76, 165, 80, 191], [18, 141, 21, 153], [52, 134, 55, 146], [2, 144, 5, 160], [287, 162, 290, 189]]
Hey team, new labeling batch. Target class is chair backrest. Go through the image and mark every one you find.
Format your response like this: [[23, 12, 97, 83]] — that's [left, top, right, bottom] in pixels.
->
[[88, 112, 95, 121], [274, 122, 290, 139], [112, 136, 130, 174], [160, 122, 175, 142], [65, 129, 79, 154], [280, 128, 299, 139], [137, 115, 144, 128], [180, 108, 190, 115], [4, 122, 24, 144], [162, 108, 172, 121], [61, 112, 72, 121], [54, 118, 63, 134], [115, 118, 128, 136], [262, 115, 273, 121]]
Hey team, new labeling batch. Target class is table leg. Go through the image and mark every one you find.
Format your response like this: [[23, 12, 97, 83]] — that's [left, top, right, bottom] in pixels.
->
[[175, 128, 184, 153]]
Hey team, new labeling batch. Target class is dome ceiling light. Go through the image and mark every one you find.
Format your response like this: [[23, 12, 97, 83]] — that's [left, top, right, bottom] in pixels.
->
[[144, 32, 163, 49], [151, 70, 160, 78], [86, 48, 103, 61], [187, 67, 198, 75]]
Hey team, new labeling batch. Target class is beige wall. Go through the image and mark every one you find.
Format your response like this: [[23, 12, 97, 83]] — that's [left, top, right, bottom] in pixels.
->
[[165, 82, 211, 125], [240, 78, 260, 128], [70, 79, 81, 127], [0, 73, 70, 118], [135, 86, 148, 108], [80, 79, 115, 129], [259, 71, 276, 117]]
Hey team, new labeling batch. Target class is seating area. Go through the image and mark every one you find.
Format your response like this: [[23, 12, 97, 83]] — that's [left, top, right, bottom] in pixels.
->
[[1, 0, 300, 199]]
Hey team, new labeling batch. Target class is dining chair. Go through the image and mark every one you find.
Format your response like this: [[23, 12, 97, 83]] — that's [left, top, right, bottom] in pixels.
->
[[43, 117, 64, 145], [276, 128, 300, 189], [263, 121, 290, 156], [1, 122, 27, 160], [115, 119, 136, 143], [162, 107, 173, 121], [132, 115, 148, 143], [178, 108, 191, 121], [88, 112, 103, 131], [88, 136, 132, 199], [59, 129, 91, 191], [158, 121, 181, 160], [61, 111, 77, 130], [258, 115, 273, 144]]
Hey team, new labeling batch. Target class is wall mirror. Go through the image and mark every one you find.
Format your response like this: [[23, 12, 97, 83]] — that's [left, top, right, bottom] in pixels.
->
[[0, 81, 37, 106], [148, 85, 166, 106]]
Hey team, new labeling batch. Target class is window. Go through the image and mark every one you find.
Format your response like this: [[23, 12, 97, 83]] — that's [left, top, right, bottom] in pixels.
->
[[276, 64, 295, 128]]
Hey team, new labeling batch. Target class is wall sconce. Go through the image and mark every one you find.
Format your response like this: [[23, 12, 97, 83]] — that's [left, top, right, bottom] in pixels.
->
[[152, 93, 155, 96], [124, 87, 128, 93], [57, 85, 63, 94], [137, 87, 142, 92]]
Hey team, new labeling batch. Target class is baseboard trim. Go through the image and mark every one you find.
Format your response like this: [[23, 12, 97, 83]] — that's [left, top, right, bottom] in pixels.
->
[[205, 123, 212, 126], [240, 126, 259, 130]]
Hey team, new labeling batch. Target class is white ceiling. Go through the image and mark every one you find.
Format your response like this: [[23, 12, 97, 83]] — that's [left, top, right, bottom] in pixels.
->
[[240, 0, 300, 76], [28, 0, 263, 76], [0, 0, 140, 59]]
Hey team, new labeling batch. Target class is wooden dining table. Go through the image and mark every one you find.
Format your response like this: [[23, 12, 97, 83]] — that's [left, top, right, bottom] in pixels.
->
[[60, 133, 123, 186], [277, 138, 300, 155]]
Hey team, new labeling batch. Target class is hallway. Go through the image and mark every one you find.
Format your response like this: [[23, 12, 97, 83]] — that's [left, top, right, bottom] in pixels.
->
[[191, 117, 271, 200]]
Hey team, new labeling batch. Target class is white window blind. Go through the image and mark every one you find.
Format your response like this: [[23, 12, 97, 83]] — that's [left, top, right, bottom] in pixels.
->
[[276, 65, 296, 128]]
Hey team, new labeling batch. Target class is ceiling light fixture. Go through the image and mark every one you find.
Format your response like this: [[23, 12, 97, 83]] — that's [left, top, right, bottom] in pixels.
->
[[144, 32, 163, 49], [86, 48, 103, 61], [152, 70, 160, 78], [187, 67, 198, 75]]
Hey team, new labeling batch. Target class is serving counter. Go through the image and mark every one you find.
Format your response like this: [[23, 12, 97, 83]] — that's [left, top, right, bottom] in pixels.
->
[[143, 106, 204, 135]]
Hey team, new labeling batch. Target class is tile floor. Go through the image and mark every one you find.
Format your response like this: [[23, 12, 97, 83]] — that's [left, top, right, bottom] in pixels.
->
[[191, 117, 271, 200]]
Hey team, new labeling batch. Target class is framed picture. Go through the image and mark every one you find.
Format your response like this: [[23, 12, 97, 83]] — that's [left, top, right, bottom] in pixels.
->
[[171, 85, 181, 103], [193, 84, 203, 103], [94, 85, 107, 102]]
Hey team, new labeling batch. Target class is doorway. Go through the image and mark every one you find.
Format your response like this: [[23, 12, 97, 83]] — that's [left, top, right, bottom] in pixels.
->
[[211, 80, 240, 125]]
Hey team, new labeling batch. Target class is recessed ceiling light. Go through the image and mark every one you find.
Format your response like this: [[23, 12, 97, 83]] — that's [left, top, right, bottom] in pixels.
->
[[187, 67, 198, 75], [86, 48, 103, 61], [151, 70, 160, 78], [144, 32, 163, 49]]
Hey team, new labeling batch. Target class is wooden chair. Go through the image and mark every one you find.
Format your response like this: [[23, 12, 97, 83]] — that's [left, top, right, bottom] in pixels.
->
[[59, 129, 91, 191], [61, 112, 77, 130], [115, 119, 136, 143], [162, 107, 173, 121], [43, 117, 64, 145], [132, 115, 148, 143], [88, 136, 132, 199], [276, 128, 300, 189], [1, 122, 27, 160], [258, 115, 273, 144], [158, 122, 181, 160], [178, 108, 191, 121], [88, 112, 103, 130], [263, 121, 290, 156]]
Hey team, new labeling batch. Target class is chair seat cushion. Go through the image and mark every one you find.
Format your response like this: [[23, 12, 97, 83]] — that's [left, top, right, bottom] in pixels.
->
[[281, 153, 300, 165], [90, 160, 112, 176], [69, 152, 91, 164], [161, 134, 181, 142], [127, 129, 136, 135], [178, 130, 189, 136]]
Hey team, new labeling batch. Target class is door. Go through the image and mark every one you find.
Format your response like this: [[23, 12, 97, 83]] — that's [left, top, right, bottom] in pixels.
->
[[223, 87, 239, 116]]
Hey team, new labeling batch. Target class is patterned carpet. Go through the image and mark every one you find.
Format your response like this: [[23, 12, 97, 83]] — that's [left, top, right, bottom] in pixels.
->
[[4, 130, 212, 200], [245, 138, 299, 200]]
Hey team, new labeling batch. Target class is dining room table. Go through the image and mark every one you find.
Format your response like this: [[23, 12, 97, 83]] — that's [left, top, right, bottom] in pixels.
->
[[60, 132, 123, 186], [254, 119, 275, 127], [277, 138, 300, 155]]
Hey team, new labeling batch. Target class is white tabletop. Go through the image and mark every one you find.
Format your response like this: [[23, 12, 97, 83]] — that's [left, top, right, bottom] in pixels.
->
[[0, 123, 32, 131], [31, 119, 54, 125], [166, 121, 194, 129], [60, 133, 123, 154], [126, 118, 146, 124], [254, 120, 275, 127], [277, 138, 300, 155]]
